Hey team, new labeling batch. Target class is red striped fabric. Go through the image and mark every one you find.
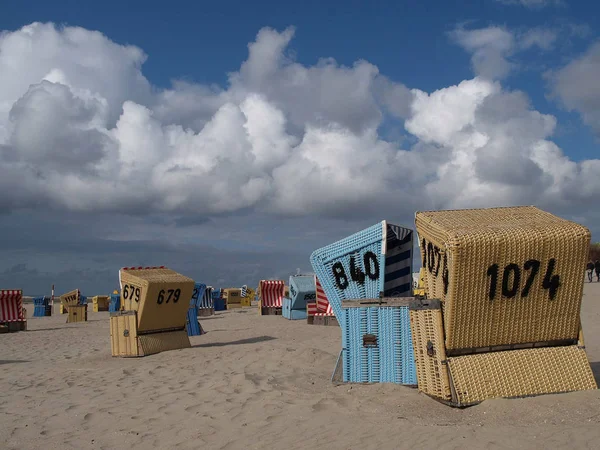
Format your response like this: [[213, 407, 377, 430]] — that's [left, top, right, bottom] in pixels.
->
[[260, 280, 284, 307], [121, 266, 166, 271], [315, 276, 333, 314], [307, 302, 318, 316], [0, 290, 24, 322]]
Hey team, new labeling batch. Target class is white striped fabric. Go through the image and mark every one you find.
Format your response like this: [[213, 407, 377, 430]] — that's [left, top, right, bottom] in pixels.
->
[[260, 280, 284, 307], [201, 286, 214, 309], [241, 285, 247, 298], [0, 290, 24, 322]]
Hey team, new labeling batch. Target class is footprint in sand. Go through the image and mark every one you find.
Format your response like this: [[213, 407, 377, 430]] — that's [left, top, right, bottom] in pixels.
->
[[184, 405, 202, 414]]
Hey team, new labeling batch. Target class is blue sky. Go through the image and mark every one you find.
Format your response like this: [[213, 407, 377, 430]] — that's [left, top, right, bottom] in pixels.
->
[[0, 0, 599, 295], [3, 0, 598, 160]]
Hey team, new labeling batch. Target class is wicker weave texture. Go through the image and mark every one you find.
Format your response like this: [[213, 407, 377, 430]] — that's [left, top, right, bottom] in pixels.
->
[[138, 330, 191, 356], [60, 289, 80, 307], [415, 206, 590, 350], [310, 222, 385, 320], [120, 267, 195, 333], [409, 305, 452, 400], [447, 346, 597, 406], [125, 268, 193, 284], [342, 305, 416, 384]]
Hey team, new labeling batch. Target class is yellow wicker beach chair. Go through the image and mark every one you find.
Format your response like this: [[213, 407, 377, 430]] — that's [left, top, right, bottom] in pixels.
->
[[110, 266, 194, 357], [409, 206, 597, 407]]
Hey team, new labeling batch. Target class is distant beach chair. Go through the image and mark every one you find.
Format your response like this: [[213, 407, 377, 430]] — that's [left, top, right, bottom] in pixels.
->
[[240, 286, 254, 307], [186, 283, 207, 336], [212, 288, 226, 311], [283, 275, 315, 320], [312, 276, 337, 326], [33, 296, 52, 317], [92, 295, 110, 312], [198, 285, 214, 316], [258, 280, 285, 315], [0, 289, 26, 332], [413, 268, 427, 297], [109, 293, 121, 312], [223, 288, 243, 309], [60, 289, 88, 323]]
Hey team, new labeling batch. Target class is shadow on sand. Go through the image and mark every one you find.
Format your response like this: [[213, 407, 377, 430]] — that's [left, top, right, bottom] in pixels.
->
[[192, 335, 276, 348]]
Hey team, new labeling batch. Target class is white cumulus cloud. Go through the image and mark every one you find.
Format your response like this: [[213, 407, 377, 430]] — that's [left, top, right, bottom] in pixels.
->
[[0, 21, 599, 225], [548, 41, 600, 136]]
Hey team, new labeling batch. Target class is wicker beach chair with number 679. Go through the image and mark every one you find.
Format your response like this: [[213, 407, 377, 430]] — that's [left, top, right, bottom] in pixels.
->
[[110, 267, 195, 357], [409, 206, 597, 407]]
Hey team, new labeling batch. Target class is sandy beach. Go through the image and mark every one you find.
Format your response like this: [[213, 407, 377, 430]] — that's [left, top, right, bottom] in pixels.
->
[[1, 284, 600, 450]]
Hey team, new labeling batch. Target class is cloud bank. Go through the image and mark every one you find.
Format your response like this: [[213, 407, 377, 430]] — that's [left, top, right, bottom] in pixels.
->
[[0, 22, 599, 226]]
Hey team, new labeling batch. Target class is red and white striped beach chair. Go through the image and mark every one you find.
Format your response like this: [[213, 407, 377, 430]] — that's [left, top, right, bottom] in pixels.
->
[[258, 280, 284, 315], [0, 290, 26, 332], [313, 276, 338, 326]]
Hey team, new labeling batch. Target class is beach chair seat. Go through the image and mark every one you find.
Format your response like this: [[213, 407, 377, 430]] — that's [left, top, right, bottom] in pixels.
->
[[60, 289, 87, 322], [92, 295, 110, 312]]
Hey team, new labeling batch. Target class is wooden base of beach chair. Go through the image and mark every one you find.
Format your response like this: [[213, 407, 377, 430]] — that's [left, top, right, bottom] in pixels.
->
[[67, 305, 88, 323], [7, 321, 22, 332], [110, 311, 191, 357], [409, 299, 597, 407], [227, 303, 243, 309], [2, 321, 26, 332], [313, 315, 326, 326], [92, 296, 110, 312], [309, 315, 338, 326], [198, 308, 214, 317], [260, 307, 282, 316], [325, 316, 339, 327]]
